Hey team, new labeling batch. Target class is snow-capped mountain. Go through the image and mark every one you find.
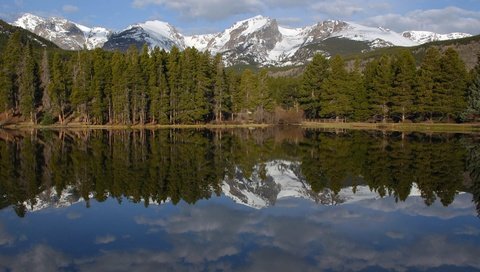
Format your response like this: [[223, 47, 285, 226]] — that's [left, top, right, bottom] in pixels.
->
[[187, 17, 418, 66], [402, 31, 472, 44], [193, 16, 283, 65], [13, 13, 111, 50], [222, 160, 414, 209], [10, 13, 474, 66], [103, 20, 185, 52]]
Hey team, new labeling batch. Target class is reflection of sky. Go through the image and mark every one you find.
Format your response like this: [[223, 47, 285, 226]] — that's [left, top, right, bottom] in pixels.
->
[[0, 194, 479, 271]]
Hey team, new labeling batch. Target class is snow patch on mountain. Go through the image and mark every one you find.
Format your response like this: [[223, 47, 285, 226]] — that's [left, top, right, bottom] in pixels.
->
[[184, 33, 217, 51], [135, 20, 186, 49], [333, 22, 418, 47], [267, 26, 308, 64], [402, 31, 472, 44]]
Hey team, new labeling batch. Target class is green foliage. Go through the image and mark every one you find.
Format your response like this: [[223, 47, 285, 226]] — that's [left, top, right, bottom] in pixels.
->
[[391, 50, 416, 122], [0, 31, 23, 112], [365, 55, 393, 121], [300, 54, 329, 118], [437, 48, 468, 120], [416, 47, 441, 120], [464, 54, 480, 120], [320, 55, 353, 119], [350, 59, 370, 121], [40, 112, 55, 125]]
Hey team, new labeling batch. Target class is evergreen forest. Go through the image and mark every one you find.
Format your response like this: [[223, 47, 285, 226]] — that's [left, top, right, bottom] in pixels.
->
[[1, 30, 480, 125]]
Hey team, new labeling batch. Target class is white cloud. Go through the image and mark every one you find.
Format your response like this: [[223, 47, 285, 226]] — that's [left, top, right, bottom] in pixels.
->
[[66, 212, 82, 220], [312, 0, 364, 17], [132, 0, 264, 20], [0, 245, 71, 271], [130, 0, 478, 34], [0, 224, 15, 246], [94, 235, 116, 245], [0, 194, 478, 271], [62, 4, 79, 13], [363, 6, 480, 34]]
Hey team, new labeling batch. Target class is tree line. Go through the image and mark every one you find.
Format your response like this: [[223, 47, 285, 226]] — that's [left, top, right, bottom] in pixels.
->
[[1, 30, 480, 125], [300, 49, 480, 122], [0, 31, 278, 125]]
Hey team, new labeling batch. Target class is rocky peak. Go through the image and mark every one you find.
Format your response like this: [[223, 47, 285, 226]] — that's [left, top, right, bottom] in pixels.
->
[[13, 13, 111, 50], [103, 20, 185, 52]]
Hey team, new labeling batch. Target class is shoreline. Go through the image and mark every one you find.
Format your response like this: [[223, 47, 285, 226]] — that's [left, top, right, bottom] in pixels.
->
[[2, 122, 480, 133], [302, 121, 480, 133]]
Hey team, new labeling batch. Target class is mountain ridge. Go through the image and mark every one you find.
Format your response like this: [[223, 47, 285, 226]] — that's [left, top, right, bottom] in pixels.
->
[[10, 13, 473, 66]]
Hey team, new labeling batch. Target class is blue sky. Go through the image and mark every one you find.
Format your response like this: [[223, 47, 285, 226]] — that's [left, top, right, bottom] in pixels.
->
[[1, 0, 479, 35]]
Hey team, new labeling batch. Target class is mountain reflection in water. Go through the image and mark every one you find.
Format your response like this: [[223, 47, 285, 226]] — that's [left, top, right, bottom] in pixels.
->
[[0, 128, 479, 271]]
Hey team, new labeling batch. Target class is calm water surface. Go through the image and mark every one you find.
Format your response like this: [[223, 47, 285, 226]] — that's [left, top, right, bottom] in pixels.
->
[[0, 128, 479, 271]]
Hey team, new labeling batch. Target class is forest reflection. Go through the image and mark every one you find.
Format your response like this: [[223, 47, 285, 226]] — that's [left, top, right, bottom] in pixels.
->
[[0, 127, 479, 217]]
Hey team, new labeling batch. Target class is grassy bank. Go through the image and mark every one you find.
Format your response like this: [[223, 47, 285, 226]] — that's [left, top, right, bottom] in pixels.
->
[[302, 121, 480, 133], [3, 121, 480, 134], [2, 122, 274, 130]]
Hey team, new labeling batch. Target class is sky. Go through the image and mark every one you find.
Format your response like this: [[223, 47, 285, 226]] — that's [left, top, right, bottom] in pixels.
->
[[0, 0, 479, 35]]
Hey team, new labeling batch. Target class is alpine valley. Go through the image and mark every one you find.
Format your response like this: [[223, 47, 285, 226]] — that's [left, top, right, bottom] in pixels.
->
[[10, 13, 474, 66]]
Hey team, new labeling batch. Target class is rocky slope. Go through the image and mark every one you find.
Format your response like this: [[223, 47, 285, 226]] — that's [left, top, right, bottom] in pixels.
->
[[13, 13, 111, 50]]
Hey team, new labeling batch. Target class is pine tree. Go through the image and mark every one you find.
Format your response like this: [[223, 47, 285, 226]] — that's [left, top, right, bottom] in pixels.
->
[[226, 69, 239, 121], [253, 69, 274, 123], [365, 55, 393, 122], [300, 54, 329, 119], [70, 50, 92, 122], [137, 44, 149, 124], [236, 69, 257, 118], [18, 43, 38, 123], [147, 47, 161, 124], [438, 48, 468, 120], [157, 49, 170, 124], [111, 51, 129, 124], [320, 55, 352, 121], [212, 54, 228, 123], [177, 47, 196, 123], [49, 52, 69, 124], [391, 50, 416, 122], [90, 49, 109, 124], [39, 49, 52, 115], [192, 51, 212, 123], [350, 59, 370, 121], [167, 46, 181, 124], [464, 54, 480, 120], [0, 31, 23, 113], [125, 45, 144, 124], [417, 47, 441, 121]]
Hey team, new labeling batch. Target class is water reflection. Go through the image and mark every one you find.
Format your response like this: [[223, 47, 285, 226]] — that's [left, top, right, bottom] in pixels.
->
[[0, 128, 479, 271], [0, 128, 478, 215]]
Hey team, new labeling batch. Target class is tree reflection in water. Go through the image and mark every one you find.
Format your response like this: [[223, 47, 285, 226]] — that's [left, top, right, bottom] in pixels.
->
[[0, 128, 478, 217]]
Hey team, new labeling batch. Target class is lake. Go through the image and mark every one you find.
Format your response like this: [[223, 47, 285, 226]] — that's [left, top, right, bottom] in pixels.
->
[[0, 127, 479, 271]]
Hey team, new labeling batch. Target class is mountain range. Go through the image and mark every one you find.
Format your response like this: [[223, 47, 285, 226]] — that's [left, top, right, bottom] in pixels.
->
[[11, 13, 473, 66]]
